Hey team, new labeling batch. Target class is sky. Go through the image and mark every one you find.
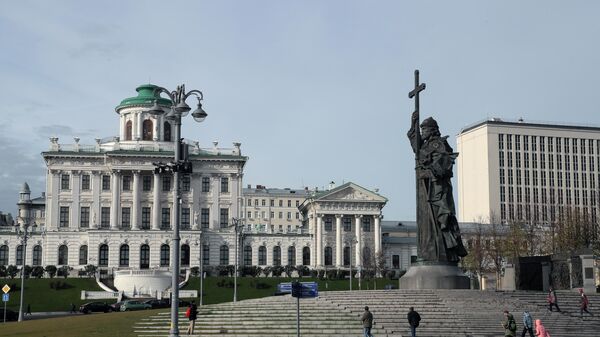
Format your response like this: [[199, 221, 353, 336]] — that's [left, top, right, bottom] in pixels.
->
[[1, 1, 600, 221]]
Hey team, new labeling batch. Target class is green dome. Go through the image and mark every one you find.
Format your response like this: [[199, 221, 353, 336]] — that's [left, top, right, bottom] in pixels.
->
[[115, 84, 172, 112]]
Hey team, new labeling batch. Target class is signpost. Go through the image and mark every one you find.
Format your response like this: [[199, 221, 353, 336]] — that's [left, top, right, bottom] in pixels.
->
[[2, 284, 10, 323], [278, 282, 318, 337]]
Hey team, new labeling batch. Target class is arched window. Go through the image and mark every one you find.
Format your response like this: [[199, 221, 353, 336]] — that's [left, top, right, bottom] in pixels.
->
[[16, 245, 23, 266], [219, 245, 229, 265], [180, 244, 190, 266], [243, 245, 252, 266], [98, 244, 109, 267], [32, 245, 42, 266], [79, 245, 88, 265], [202, 245, 209, 266], [324, 246, 333, 266], [142, 119, 153, 141], [287, 246, 296, 266], [119, 245, 129, 267], [362, 246, 371, 266], [302, 247, 310, 266], [160, 244, 170, 267], [125, 120, 132, 141], [343, 246, 351, 266], [140, 245, 150, 269], [258, 246, 267, 266], [0, 245, 8, 265], [272, 246, 281, 266], [163, 121, 171, 141], [58, 245, 68, 265]]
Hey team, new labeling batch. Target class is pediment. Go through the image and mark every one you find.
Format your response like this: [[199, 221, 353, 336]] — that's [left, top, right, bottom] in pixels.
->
[[317, 183, 387, 203]]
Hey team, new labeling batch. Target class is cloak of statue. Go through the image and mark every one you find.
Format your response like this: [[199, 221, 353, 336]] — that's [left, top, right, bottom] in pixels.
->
[[407, 114, 468, 263]]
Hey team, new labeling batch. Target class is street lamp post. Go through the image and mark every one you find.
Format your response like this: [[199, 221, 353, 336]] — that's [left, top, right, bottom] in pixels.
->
[[147, 84, 207, 337], [15, 219, 36, 322], [195, 232, 204, 306], [230, 218, 243, 303], [347, 237, 357, 291]]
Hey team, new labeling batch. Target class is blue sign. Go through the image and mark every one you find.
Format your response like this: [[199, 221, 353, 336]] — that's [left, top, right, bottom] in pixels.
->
[[2, 294, 8, 302], [278, 282, 292, 293], [278, 282, 318, 298]]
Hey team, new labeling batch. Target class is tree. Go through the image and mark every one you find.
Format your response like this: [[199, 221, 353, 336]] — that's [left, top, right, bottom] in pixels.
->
[[45, 265, 57, 278], [6, 265, 18, 279], [283, 265, 295, 278], [30, 266, 45, 278], [57, 266, 72, 278], [460, 222, 490, 286], [84, 265, 97, 278]]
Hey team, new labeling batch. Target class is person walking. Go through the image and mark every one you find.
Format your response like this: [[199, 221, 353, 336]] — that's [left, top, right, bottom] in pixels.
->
[[534, 319, 551, 337], [186, 301, 198, 335], [407, 307, 421, 337], [547, 287, 561, 312], [26, 304, 31, 315], [521, 311, 534, 337], [361, 306, 374, 337], [502, 310, 517, 337], [70, 303, 76, 313], [579, 288, 593, 318]]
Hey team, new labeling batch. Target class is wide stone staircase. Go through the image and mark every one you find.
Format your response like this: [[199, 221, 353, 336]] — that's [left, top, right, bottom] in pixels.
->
[[134, 290, 599, 337]]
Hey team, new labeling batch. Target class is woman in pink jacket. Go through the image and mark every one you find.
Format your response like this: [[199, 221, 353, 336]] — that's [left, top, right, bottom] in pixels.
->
[[534, 319, 551, 337]]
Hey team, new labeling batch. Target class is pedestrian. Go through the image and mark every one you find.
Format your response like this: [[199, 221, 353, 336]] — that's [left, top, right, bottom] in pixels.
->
[[185, 301, 198, 335], [547, 287, 561, 312], [70, 303, 76, 313], [407, 307, 421, 337], [579, 288, 593, 318], [502, 310, 517, 337], [361, 306, 374, 337], [534, 319, 551, 337], [26, 304, 31, 315], [521, 311, 534, 337]]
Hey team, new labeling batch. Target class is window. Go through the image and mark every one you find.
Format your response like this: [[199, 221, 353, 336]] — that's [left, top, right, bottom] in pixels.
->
[[258, 246, 267, 265], [60, 206, 69, 228], [302, 247, 310, 266], [295, 200, 300, 207], [203, 245, 209, 265], [121, 207, 131, 228], [243, 246, 252, 266], [141, 207, 151, 229], [162, 176, 171, 191], [61, 174, 70, 190], [273, 246, 281, 266], [101, 207, 110, 228], [343, 247, 351, 266], [279, 200, 283, 207], [119, 245, 129, 267], [161, 208, 170, 229], [287, 200, 291, 207], [498, 134, 504, 150], [278, 212, 283, 219], [181, 244, 190, 266], [202, 177, 210, 192], [102, 175, 110, 191], [0, 245, 7, 265], [140, 245, 150, 269], [220, 245, 229, 265], [142, 119, 153, 140], [287, 246, 296, 266], [287, 212, 291, 219], [324, 247, 333, 266], [16, 245, 23, 266], [392, 255, 400, 269], [80, 207, 90, 228], [270, 200, 274, 207], [220, 208, 229, 228], [201, 208, 209, 229], [122, 175, 132, 191], [58, 245, 68, 265], [324, 217, 333, 231], [125, 120, 132, 140], [160, 244, 170, 267], [98, 245, 109, 267], [32, 245, 42, 266], [181, 207, 190, 229], [163, 121, 171, 141], [79, 245, 88, 265], [261, 199, 266, 206], [221, 177, 229, 193], [181, 175, 191, 192], [142, 176, 152, 191], [295, 212, 299, 219], [362, 217, 371, 232], [81, 174, 90, 190], [343, 218, 352, 231]]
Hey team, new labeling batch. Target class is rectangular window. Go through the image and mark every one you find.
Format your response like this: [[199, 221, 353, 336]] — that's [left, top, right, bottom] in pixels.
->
[[122, 175, 132, 191], [181, 175, 191, 192], [101, 207, 110, 228], [324, 217, 333, 231], [507, 134, 512, 150], [162, 176, 171, 192], [201, 208, 210, 229], [61, 174, 70, 190], [498, 134, 504, 150], [295, 200, 300, 207], [81, 174, 90, 190], [524, 135, 529, 151], [287, 212, 291, 219], [343, 218, 352, 231], [278, 212, 283, 219], [247, 211, 252, 219], [515, 135, 521, 151], [202, 177, 210, 192], [102, 175, 110, 191], [141, 207, 151, 229], [221, 177, 229, 193], [287, 200, 292, 207], [296, 212, 300, 219], [279, 200, 283, 207], [121, 207, 131, 228], [161, 208, 171, 229], [142, 175, 152, 191], [261, 199, 266, 206], [181, 208, 190, 229], [362, 217, 371, 232], [59, 206, 69, 227], [220, 208, 229, 228], [270, 200, 274, 207], [80, 206, 90, 228]]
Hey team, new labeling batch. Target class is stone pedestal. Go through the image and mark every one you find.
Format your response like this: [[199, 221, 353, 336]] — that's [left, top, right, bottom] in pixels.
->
[[501, 263, 516, 291], [580, 254, 596, 293], [398, 262, 470, 289]]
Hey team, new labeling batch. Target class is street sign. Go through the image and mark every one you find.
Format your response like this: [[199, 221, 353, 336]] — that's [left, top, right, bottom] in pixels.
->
[[279, 282, 318, 298], [1, 285, 9, 294], [278, 282, 292, 293], [2, 294, 8, 302]]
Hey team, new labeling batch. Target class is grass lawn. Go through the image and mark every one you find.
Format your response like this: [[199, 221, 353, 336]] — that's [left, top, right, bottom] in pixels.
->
[[0, 309, 162, 337]]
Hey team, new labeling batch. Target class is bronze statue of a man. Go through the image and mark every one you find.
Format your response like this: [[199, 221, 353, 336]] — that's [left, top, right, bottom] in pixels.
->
[[407, 111, 468, 263]]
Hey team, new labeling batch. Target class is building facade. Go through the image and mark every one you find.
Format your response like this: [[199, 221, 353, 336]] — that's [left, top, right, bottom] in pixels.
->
[[457, 118, 600, 224]]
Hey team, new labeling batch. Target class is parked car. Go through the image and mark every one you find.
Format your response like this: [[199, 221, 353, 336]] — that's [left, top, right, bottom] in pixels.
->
[[144, 299, 170, 309], [79, 302, 111, 314], [0, 308, 18, 321], [120, 300, 152, 311], [109, 301, 127, 312]]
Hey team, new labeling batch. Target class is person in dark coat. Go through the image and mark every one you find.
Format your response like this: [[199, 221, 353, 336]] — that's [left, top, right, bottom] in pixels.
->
[[361, 306, 374, 337], [521, 311, 534, 337], [407, 307, 421, 337], [186, 302, 198, 335]]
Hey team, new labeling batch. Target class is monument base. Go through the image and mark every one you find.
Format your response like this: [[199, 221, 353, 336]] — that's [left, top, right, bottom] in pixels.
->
[[399, 262, 470, 289]]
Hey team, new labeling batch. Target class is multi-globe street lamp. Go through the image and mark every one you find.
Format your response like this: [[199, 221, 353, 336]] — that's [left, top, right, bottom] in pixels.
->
[[147, 84, 207, 337], [15, 218, 36, 322]]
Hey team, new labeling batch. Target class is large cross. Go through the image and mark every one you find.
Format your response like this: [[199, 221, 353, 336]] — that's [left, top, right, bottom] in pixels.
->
[[408, 69, 426, 114]]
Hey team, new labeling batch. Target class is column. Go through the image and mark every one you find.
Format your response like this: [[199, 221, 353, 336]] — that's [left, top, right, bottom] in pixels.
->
[[335, 214, 342, 267], [132, 171, 140, 230], [355, 215, 362, 268], [309, 215, 315, 267], [191, 173, 201, 230], [110, 171, 120, 229], [50, 171, 60, 230], [71, 171, 81, 229], [136, 112, 143, 140], [316, 214, 323, 266], [152, 172, 161, 230], [374, 215, 381, 257], [210, 174, 219, 230], [91, 171, 101, 229]]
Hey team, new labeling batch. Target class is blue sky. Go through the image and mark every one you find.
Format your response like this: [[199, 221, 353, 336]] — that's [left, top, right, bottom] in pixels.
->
[[1, 1, 599, 220]]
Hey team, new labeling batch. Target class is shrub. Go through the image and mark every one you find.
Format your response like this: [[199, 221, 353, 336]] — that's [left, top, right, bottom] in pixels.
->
[[6, 265, 19, 279], [271, 266, 284, 277], [84, 265, 97, 278], [45, 265, 57, 278], [309, 268, 318, 278], [296, 265, 309, 277], [31, 266, 45, 278], [190, 266, 199, 277], [0, 265, 6, 277], [326, 269, 337, 280], [57, 266, 72, 278], [284, 265, 295, 278], [23, 265, 32, 278], [262, 266, 272, 277]]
